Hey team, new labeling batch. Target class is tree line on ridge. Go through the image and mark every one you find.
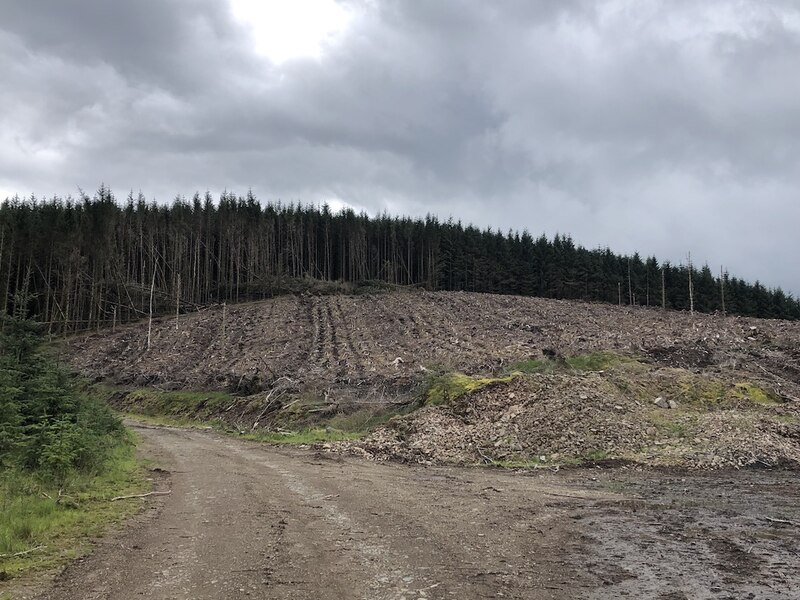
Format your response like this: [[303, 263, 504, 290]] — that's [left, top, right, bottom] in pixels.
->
[[1, 186, 797, 334]]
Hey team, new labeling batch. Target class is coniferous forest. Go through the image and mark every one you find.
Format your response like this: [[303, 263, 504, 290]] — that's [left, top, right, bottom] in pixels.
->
[[1, 186, 798, 334]]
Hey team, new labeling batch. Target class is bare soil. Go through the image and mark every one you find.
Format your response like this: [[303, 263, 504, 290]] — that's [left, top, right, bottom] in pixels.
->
[[12, 422, 800, 600], [63, 291, 800, 401], [63, 291, 800, 468]]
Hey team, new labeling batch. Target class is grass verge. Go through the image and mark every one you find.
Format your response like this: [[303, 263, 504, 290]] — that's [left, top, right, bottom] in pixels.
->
[[118, 411, 368, 445], [242, 428, 362, 444], [102, 380, 420, 445], [91, 385, 238, 421], [0, 431, 148, 585]]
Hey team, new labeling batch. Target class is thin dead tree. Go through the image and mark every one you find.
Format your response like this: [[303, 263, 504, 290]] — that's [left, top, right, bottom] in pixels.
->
[[221, 300, 227, 350], [175, 273, 181, 331], [687, 253, 694, 316], [627, 259, 633, 306], [720, 265, 726, 316], [146, 263, 156, 351]]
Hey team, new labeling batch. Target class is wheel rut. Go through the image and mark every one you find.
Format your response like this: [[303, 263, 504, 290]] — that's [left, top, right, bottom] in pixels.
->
[[332, 296, 367, 381], [324, 301, 344, 377]]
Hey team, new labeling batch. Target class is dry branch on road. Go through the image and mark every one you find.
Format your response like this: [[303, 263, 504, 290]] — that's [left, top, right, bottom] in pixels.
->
[[110, 491, 171, 501]]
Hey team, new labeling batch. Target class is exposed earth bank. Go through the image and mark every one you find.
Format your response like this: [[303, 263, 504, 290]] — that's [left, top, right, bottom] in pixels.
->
[[64, 292, 800, 469]]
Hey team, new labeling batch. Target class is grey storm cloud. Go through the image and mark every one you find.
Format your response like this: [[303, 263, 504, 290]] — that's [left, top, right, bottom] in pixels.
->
[[1, 0, 799, 294]]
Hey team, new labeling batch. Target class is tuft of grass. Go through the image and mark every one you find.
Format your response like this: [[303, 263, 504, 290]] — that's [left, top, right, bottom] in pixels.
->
[[648, 410, 695, 439], [582, 449, 611, 462], [325, 404, 417, 433], [566, 352, 637, 372], [673, 377, 727, 406], [425, 372, 518, 406], [769, 413, 800, 425], [509, 351, 641, 375]]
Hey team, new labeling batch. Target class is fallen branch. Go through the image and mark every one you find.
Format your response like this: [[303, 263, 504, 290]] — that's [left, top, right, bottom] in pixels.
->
[[279, 397, 303, 412], [252, 386, 287, 430], [764, 516, 800, 527], [0, 545, 46, 558], [111, 490, 171, 501], [476, 447, 493, 464]]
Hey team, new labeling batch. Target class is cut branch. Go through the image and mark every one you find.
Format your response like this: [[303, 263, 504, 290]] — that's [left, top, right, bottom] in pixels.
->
[[0, 545, 46, 558], [111, 490, 171, 501], [764, 516, 800, 527]]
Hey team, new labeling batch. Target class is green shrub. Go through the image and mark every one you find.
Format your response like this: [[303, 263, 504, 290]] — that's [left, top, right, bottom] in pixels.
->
[[0, 317, 145, 580], [0, 316, 125, 483]]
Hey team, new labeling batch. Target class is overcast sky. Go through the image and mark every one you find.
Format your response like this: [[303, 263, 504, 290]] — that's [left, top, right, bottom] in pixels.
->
[[1, 0, 798, 294]]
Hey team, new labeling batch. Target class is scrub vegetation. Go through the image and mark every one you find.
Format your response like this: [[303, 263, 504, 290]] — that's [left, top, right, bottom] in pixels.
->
[[0, 317, 146, 581]]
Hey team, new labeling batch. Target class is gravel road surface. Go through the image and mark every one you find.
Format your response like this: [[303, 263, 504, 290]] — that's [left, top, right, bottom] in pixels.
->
[[31, 423, 800, 599]]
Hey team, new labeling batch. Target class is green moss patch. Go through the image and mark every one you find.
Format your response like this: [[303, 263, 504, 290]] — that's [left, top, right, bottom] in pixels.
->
[[664, 376, 781, 409], [732, 382, 781, 405], [425, 372, 518, 406]]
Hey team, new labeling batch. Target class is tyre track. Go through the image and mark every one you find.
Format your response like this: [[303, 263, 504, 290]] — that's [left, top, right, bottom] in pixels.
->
[[324, 299, 345, 378], [369, 294, 420, 366], [332, 296, 367, 380], [308, 296, 324, 364]]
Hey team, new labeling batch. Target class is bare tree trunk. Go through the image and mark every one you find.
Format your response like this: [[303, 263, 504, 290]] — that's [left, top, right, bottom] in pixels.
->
[[618, 281, 622, 306], [720, 265, 726, 316], [3, 235, 13, 317], [687, 253, 694, 316], [147, 265, 156, 351], [221, 301, 227, 352], [176, 273, 181, 331], [627, 260, 633, 305], [661, 268, 666, 310], [0, 228, 6, 320]]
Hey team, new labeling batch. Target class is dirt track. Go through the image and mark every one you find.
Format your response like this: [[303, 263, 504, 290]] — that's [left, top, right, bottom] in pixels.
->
[[28, 423, 800, 600]]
